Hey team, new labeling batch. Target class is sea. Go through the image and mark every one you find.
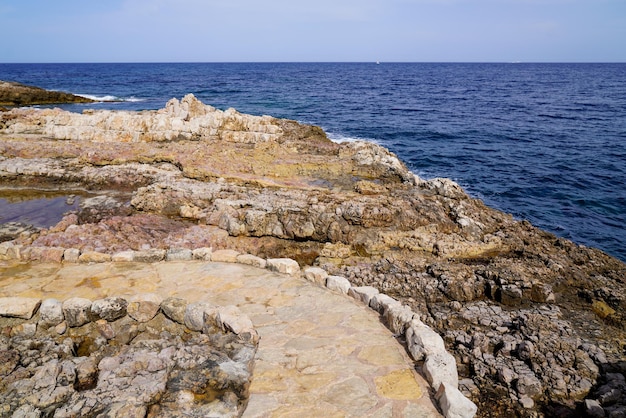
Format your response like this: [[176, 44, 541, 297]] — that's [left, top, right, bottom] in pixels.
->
[[1, 63, 625, 262]]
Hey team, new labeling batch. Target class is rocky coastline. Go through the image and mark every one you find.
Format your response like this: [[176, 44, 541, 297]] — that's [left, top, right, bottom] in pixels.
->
[[0, 80, 94, 107], [1, 93, 625, 417]]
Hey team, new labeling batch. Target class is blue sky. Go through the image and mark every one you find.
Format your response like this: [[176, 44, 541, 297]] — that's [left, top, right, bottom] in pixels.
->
[[1, 0, 624, 62]]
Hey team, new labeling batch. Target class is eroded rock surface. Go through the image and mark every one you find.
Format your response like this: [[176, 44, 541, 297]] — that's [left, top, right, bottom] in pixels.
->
[[1, 95, 625, 417], [0, 80, 94, 106], [0, 297, 257, 418]]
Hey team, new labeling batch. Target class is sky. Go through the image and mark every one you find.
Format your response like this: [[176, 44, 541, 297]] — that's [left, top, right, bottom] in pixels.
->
[[1, 0, 625, 62]]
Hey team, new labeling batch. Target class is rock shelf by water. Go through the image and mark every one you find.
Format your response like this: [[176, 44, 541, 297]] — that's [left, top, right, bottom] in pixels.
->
[[1, 93, 625, 417], [0, 80, 95, 107]]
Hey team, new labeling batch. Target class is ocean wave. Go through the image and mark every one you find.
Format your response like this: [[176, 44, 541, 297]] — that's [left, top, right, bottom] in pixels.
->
[[326, 132, 380, 144], [76, 94, 145, 103]]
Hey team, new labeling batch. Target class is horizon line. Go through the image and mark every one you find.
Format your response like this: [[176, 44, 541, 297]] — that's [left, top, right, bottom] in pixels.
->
[[1, 61, 625, 65]]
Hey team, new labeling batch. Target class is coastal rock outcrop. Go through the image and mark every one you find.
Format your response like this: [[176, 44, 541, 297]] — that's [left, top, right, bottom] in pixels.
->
[[1, 95, 625, 417], [0, 80, 95, 106], [0, 296, 258, 417]]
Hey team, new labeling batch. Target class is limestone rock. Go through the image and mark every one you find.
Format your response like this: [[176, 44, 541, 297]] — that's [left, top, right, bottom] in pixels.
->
[[348, 286, 379, 305], [38, 298, 64, 327], [326, 275, 351, 294], [62, 297, 92, 327], [267, 258, 300, 276], [112, 250, 135, 262], [369, 293, 401, 314], [383, 303, 414, 335], [161, 297, 187, 324], [184, 301, 216, 331], [63, 248, 80, 263], [127, 293, 162, 322], [236, 253, 267, 268], [215, 305, 255, 335], [405, 319, 446, 361], [436, 382, 478, 418], [192, 247, 212, 261], [303, 267, 328, 286], [0, 297, 41, 319], [211, 249, 240, 263], [79, 251, 112, 263], [91, 297, 128, 322], [133, 249, 166, 263], [165, 248, 193, 261], [423, 351, 459, 391]]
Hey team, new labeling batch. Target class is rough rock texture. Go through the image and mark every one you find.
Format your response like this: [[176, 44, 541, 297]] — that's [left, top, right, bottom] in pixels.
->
[[1, 95, 625, 417], [0, 297, 258, 417], [0, 80, 95, 106]]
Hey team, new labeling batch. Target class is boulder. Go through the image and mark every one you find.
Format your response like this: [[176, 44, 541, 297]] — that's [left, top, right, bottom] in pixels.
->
[[423, 351, 459, 391], [39, 298, 64, 326], [303, 267, 328, 286], [405, 319, 447, 361], [184, 301, 216, 331], [326, 275, 351, 294], [160, 297, 187, 324], [348, 286, 379, 305], [436, 382, 478, 418], [133, 249, 166, 263], [192, 247, 212, 261], [165, 248, 193, 261], [267, 258, 300, 276], [91, 297, 128, 322], [383, 303, 414, 335], [112, 250, 135, 262], [62, 297, 92, 327], [369, 293, 401, 314], [236, 253, 267, 268], [127, 293, 162, 322]]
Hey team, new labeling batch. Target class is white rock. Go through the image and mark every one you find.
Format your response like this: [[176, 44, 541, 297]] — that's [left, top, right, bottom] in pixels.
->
[[215, 305, 254, 335], [383, 303, 414, 335], [266, 258, 300, 276], [236, 253, 267, 269], [405, 319, 447, 361], [192, 247, 212, 261], [303, 267, 328, 286], [423, 351, 459, 391], [436, 382, 478, 418], [165, 248, 193, 261], [39, 298, 64, 326], [184, 301, 216, 331], [326, 275, 351, 294], [112, 250, 135, 262], [63, 248, 80, 263], [348, 286, 379, 305], [369, 293, 401, 314]]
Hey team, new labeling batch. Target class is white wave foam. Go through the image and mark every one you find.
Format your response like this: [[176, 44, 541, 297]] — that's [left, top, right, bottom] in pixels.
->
[[326, 132, 380, 145], [76, 94, 145, 103]]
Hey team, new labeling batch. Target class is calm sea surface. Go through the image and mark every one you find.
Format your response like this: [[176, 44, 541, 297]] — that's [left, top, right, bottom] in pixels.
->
[[1, 63, 625, 261]]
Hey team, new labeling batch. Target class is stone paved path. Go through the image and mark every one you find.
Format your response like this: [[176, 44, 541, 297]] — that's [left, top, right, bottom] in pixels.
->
[[0, 259, 441, 417]]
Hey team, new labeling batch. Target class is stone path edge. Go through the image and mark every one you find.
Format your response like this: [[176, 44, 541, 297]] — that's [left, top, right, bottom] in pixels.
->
[[0, 241, 478, 418]]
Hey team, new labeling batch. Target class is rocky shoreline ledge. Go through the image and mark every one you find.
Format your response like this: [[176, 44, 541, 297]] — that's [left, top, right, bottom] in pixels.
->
[[0, 293, 258, 417], [0, 80, 95, 107], [1, 94, 625, 417]]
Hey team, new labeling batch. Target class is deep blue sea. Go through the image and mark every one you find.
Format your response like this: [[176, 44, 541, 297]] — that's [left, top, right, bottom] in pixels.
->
[[1, 63, 625, 262]]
